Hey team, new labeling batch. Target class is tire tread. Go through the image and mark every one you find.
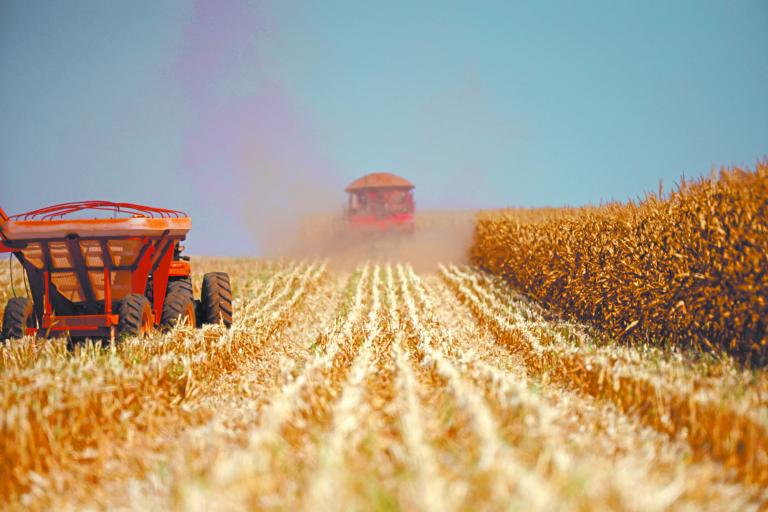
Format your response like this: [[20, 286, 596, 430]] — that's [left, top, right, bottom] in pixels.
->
[[161, 278, 195, 328], [1, 297, 33, 339], [201, 272, 233, 327], [117, 294, 152, 338]]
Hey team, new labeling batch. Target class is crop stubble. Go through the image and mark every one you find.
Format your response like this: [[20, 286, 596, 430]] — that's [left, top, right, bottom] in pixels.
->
[[0, 259, 766, 510]]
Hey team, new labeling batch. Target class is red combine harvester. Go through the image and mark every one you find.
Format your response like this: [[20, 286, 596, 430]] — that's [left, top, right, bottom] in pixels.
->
[[0, 201, 233, 341], [344, 172, 415, 234]]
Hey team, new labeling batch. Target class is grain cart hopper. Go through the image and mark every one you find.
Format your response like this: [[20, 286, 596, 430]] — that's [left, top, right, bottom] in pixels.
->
[[0, 201, 233, 341], [343, 172, 415, 234]]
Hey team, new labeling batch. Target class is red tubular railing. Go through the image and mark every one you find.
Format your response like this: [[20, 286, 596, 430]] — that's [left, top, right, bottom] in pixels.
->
[[9, 201, 187, 221]]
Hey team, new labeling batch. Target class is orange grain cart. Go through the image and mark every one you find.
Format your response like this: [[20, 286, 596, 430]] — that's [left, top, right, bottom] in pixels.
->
[[0, 201, 232, 341]]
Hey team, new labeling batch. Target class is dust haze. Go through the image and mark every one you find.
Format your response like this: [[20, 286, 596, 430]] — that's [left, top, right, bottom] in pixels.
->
[[174, 2, 477, 267], [286, 209, 477, 272], [238, 163, 476, 270], [219, 82, 482, 269], [218, 88, 477, 268]]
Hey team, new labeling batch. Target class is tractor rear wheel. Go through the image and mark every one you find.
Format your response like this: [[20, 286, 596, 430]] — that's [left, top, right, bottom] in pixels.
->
[[200, 272, 233, 327], [161, 279, 196, 329], [1, 297, 34, 339], [117, 294, 153, 339]]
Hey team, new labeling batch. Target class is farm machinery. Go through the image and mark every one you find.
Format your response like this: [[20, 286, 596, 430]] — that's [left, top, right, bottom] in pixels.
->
[[0, 201, 233, 341], [342, 172, 415, 235]]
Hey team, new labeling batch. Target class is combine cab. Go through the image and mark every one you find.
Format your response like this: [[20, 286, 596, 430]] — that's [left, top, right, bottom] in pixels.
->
[[343, 172, 415, 235], [0, 201, 233, 341]]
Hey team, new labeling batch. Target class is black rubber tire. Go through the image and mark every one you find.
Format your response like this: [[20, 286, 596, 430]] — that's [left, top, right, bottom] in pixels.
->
[[194, 299, 204, 328], [161, 278, 196, 329], [117, 294, 153, 339], [200, 272, 233, 327], [1, 297, 34, 339]]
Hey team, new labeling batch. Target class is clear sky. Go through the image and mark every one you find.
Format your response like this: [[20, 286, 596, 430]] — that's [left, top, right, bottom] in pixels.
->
[[1, 1, 766, 255]]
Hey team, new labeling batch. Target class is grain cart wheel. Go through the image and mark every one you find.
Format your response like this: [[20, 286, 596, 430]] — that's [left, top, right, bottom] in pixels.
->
[[1, 297, 34, 339], [200, 272, 233, 327], [161, 279, 196, 329], [117, 294, 153, 339], [194, 299, 203, 328]]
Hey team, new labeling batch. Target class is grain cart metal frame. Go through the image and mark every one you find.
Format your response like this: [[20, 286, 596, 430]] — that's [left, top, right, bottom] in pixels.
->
[[0, 201, 233, 341]]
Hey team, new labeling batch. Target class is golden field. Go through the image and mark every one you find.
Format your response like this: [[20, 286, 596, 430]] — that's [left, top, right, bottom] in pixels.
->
[[471, 163, 768, 365], [1, 259, 767, 510]]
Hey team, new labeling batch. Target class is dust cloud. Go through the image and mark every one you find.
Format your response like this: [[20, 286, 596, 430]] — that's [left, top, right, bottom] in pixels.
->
[[284, 210, 476, 272], [174, 2, 477, 267], [200, 83, 476, 268]]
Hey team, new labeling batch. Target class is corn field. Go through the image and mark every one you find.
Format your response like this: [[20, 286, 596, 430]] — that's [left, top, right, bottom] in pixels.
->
[[470, 163, 768, 365], [1, 259, 766, 510]]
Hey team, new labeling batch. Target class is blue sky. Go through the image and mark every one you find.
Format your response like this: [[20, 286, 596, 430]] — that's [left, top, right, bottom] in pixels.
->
[[1, 1, 766, 254]]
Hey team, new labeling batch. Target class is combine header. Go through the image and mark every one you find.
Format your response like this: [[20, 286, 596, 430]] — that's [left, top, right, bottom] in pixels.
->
[[0, 201, 233, 341], [343, 172, 415, 234]]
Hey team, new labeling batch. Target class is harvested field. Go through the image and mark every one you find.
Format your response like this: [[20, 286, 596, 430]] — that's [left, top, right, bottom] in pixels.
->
[[1, 259, 766, 510]]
